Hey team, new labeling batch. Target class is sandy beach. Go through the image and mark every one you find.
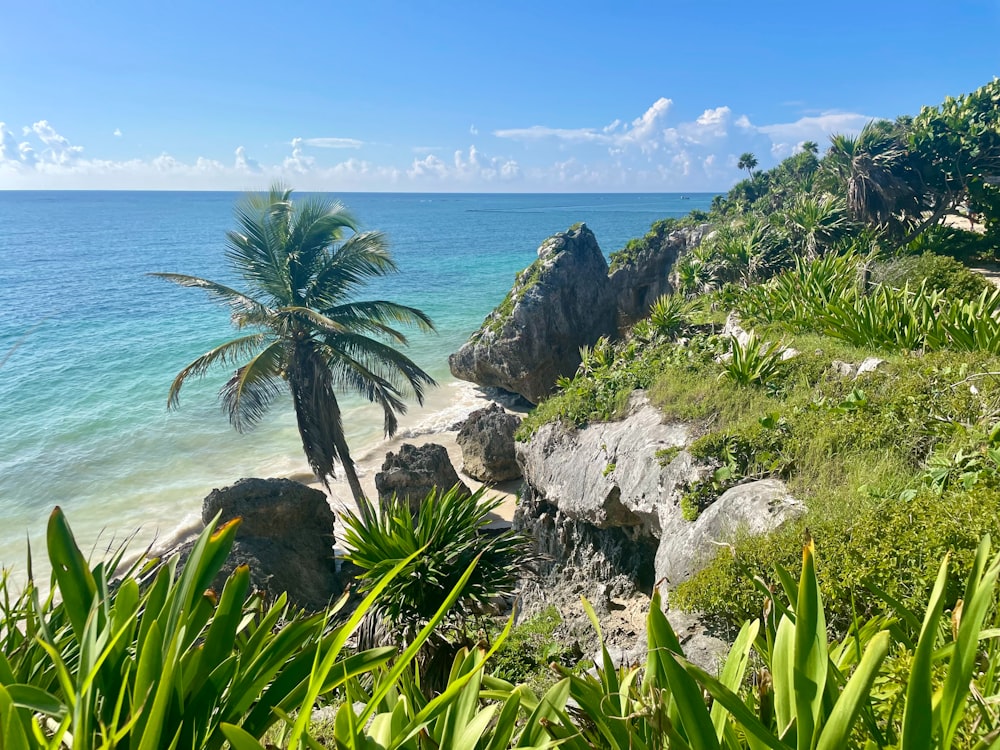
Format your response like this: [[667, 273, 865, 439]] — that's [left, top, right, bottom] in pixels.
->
[[144, 379, 527, 564]]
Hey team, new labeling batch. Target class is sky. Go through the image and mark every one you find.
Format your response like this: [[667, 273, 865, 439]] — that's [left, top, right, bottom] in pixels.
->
[[1, 0, 999, 192]]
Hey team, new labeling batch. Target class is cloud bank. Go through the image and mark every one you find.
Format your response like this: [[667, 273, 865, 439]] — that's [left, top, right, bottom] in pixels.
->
[[0, 100, 873, 191]]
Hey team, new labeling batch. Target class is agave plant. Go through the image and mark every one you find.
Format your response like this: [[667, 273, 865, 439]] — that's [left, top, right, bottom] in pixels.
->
[[341, 486, 532, 646], [0, 508, 424, 749], [721, 332, 786, 388], [649, 294, 691, 339]]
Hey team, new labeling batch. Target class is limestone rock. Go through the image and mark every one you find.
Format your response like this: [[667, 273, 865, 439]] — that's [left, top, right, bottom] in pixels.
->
[[609, 224, 710, 327], [456, 403, 522, 482], [448, 224, 618, 404], [856, 357, 886, 377], [375, 442, 470, 513], [654, 478, 805, 587], [516, 392, 694, 537], [201, 478, 340, 611]]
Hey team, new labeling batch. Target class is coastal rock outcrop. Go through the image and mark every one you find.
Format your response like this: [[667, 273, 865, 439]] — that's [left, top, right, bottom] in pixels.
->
[[609, 224, 710, 326], [456, 403, 522, 483], [200, 478, 340, 611], [448, 224, 618, 404], [375, 442, 471, 513], [514, 392, 804, 666]]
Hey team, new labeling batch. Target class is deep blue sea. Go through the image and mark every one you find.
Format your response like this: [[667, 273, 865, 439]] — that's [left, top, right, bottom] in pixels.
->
[[0, 191, 715, 571]]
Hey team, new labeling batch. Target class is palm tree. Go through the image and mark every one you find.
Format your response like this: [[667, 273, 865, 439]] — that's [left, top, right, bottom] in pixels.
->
[[824, 122, 924, 236], [801, 140, 819, 155], [737, 152, 759, 179], [151, 184, 436, 502]]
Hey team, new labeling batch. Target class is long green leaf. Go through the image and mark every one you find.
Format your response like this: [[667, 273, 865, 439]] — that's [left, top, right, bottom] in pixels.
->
[[900, 553, 951, 750], [816, 630, 890, 750]]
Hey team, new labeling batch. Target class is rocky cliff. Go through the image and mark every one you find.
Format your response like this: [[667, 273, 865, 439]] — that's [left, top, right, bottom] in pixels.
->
[[609, 224, 711, 326], [515, 392, 804, 598], [449, 222, 708, 403], [448, 224, 618, 404]]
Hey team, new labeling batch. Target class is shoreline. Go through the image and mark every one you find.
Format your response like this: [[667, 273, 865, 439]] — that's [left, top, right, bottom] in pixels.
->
[[143, 378, 525, 564]]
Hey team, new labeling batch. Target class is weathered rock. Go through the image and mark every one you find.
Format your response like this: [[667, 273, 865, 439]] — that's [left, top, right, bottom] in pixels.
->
[[449, 224, 618, 404], [663, 607, 731, 672], [515, 392, 805, 666], [610, 224, 710, 327], [654, 478, 805, 587], [375, 442, 470, 513], [456, 403, 522, 482], [516, 392, 694, 538], [200, 478, 340, 611], [856, 357, 886, 377]]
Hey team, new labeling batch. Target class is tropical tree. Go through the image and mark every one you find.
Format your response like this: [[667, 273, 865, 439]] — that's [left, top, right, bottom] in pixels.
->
[[152, 184, 436, 502], [737, 151, 758, 178], [824, 120, 924, 239], [801, 139, 819, 155]]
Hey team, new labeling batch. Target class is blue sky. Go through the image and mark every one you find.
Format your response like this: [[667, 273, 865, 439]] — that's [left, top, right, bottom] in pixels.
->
[[1, 0, 998, 191]]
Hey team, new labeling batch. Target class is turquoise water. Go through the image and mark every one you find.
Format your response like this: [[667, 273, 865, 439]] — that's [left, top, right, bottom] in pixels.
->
[[0, 191, 714, 569]]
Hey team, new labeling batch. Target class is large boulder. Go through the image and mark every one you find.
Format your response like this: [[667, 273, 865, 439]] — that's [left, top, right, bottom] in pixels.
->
[[456, 403, 522, 483], [609, 224, 710, 327], [515, 391, 805, 610], [654, 478, 805, 587], [375, 443, 471, 513], [516, 392, 694, 538], [201, 478, 340, 611], [449, 224, 618, 404]]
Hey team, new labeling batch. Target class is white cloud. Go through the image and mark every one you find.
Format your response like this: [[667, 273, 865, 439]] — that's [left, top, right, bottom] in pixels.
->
[[0, 99, 875, 192], [493, 125, 611, 143], [31, 120, 83, 164], [300, 136, 364, 149], [234, 145, 260, 172], [113, 128, 122, 137], [469, 124, 478, 135]]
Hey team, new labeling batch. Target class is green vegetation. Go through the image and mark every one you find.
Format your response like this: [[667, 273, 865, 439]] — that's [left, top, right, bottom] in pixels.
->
[[341, 485, 531, 646], [151, 184, 435, 503], [872, 250, 992, 298], [13, 507, 1000, 747], [608, 217, 680, 271]]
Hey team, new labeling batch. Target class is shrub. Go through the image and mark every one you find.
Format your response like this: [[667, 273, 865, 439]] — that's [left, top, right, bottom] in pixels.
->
[[872, 251, 992, 300], [341, 485, 532, 642]]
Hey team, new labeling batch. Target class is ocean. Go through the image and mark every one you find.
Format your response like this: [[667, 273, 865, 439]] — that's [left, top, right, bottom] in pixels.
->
[[0, 191, 715, 573]]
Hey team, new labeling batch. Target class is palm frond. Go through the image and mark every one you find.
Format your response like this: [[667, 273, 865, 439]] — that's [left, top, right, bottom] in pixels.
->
[[308, 231, 397, 305], [148, 273, 270, 321], [323, 300, 436, 334], [166, 333, 271, 409], [219, 340, 287, 432], [325, 332, 437, 405]]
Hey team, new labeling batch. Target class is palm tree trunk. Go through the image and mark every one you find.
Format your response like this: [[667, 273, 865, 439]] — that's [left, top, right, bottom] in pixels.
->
[[333, 430, 366, 504]]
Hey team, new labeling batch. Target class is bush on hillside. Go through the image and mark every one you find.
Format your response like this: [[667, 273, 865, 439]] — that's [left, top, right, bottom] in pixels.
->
[[872, 251, 992, 299]]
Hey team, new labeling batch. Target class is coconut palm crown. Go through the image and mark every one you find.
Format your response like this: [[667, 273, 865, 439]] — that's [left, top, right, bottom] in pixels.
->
[[151, 184, 436, 502]]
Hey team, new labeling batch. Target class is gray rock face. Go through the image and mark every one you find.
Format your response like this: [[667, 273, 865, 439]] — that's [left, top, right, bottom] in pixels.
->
[[517, 393, 692, 537], [201, 478, 340, 611], [456, 403, 522, 482], [654, 478, 805, 587], [448, 224, 618, 404], [610, 224, 710, 326], [375, 442, 471, 513]]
